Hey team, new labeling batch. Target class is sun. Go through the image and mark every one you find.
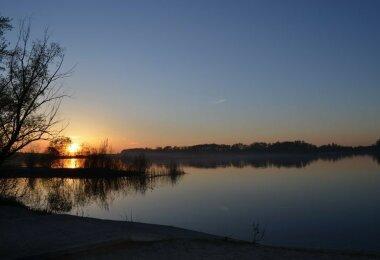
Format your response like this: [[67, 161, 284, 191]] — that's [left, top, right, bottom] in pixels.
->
[[67, 143, 80, 155]]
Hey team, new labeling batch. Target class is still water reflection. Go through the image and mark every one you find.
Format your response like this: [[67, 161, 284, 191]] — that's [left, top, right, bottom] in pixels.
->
[[1, 155, 380, 251], [51, 158, 85, 169]]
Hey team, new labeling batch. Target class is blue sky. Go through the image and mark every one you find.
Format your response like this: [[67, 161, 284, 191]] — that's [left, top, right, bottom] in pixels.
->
[[2, 0, 380, 149]]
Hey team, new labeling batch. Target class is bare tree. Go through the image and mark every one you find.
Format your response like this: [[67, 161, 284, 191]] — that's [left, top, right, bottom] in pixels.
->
[[0, 19, 71, 166], [47, 136, 72, 156], [0, 16, 12, 67]]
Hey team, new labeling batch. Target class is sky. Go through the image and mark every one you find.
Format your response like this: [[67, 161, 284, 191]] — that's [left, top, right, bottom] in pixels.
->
[[2, 0, 380, 151]]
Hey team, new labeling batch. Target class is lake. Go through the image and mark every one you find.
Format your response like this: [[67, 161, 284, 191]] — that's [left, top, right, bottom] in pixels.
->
[[2, 155, 380, 252]]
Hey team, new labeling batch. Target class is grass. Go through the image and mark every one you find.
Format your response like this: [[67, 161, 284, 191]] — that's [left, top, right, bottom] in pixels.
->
[[251, 221, 266, 245], [82, 140, 151, 175], [166, 160, 184, 176]]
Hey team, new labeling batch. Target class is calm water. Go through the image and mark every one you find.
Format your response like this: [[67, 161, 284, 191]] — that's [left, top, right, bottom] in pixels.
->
[[2, 155, 380, 251]]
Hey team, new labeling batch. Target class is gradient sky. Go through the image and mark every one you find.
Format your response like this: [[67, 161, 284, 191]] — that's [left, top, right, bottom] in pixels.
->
[[2, 0, 380, 151]]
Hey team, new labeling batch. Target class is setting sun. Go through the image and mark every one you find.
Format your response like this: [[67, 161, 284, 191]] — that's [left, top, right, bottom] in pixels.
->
[[67, 143, 80, 155]]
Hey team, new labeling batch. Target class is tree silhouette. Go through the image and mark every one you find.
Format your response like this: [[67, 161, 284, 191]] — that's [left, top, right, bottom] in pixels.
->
[[0, 16, 12, 70], [0, 19, 71, 165], [46, 136, 72, 156], [121, 139, 380, 155]]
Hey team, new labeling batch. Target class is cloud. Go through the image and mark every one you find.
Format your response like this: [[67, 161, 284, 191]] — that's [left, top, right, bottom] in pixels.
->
[[212, 98, 227, 104]]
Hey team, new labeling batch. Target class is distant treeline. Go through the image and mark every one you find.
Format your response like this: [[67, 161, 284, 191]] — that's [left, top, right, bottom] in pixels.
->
[[122, 140, 380, 155]]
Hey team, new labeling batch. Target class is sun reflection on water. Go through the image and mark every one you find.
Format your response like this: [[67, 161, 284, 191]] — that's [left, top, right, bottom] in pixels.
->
[[52, 158, 84, 169]]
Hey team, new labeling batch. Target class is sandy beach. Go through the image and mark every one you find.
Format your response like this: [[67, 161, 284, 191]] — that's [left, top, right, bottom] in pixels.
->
[[1, 204, 378, 259]]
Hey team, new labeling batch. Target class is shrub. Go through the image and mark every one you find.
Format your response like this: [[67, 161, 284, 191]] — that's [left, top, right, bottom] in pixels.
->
[[166, 160, 184, 176], [251, 221, 266, 245], [25, 152, 39, 168], [128, 154, 150, 174], [83, 139, 120, 169]]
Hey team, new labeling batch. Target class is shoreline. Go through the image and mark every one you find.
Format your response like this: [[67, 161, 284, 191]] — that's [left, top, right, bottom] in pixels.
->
[[1, 204, 378, 259], [2, 152, 378, 179], [0, 167, 184, 178]]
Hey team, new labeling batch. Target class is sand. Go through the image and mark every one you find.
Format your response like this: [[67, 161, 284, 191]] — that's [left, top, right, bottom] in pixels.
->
[[0, 205, 378, 259]]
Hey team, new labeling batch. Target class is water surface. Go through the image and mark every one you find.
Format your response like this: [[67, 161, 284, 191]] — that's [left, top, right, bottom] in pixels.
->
[[2, 155, 380, 251]]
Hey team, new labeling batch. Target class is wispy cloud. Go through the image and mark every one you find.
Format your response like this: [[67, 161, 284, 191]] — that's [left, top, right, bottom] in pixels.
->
[[212, 98, 227, 105]]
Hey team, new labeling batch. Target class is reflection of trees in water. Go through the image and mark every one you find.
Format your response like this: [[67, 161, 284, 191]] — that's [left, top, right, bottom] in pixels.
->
[[47, 190, 73, 212], [0, 174, 182, 213], [26, 153, 380, 172], [2, 154, 378, 213], [373, 154, 380, 165], [146, 153, 373, 169]]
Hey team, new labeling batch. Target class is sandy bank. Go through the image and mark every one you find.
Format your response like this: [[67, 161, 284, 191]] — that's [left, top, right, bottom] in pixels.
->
[[0, 206, 378, 259]]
